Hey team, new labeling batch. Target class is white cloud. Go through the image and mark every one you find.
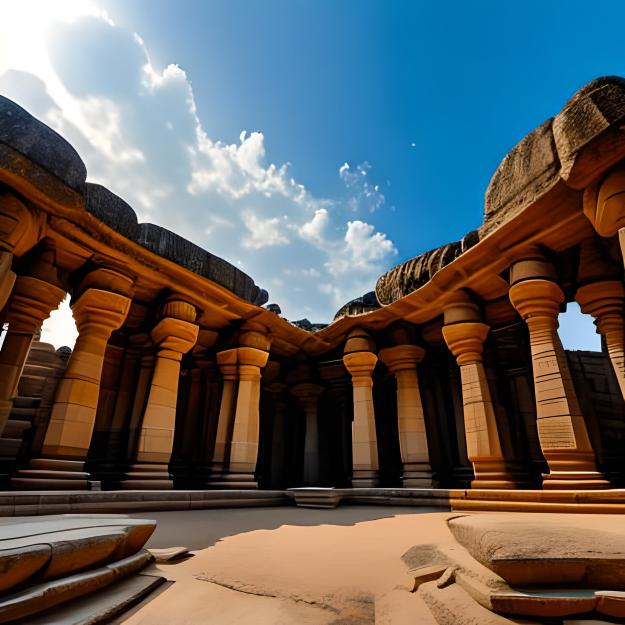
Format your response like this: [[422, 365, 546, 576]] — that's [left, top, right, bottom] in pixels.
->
[[1, 2, 398, 347], [242, 211, 290, 250], [298, 208, 329, 244], [339, 161, 385, 213]]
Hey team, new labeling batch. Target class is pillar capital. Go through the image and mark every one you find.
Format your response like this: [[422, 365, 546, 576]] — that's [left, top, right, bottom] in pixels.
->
[[216, 348, 238, 380], [78, 266, 135, 300], [343, 351, 377, 383], [344, 326, 375, 354], [443, 290, 481, 325], [442, 321, 489, 365], [72, 288, 131, 339], [583, 164, 625, 237], [0, 191, 47, 256], [5, 276, 65, 332], [378, 344, 425, 372], [238, 320, 271, 351], [150, 316, 198, 360], [509, 278, 563, 321], [159, 297, 197, 323], [576, 279, 625, 319]]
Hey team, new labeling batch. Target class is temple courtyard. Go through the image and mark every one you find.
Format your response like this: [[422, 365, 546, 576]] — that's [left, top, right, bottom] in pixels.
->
[[114, 507, 625, 624]]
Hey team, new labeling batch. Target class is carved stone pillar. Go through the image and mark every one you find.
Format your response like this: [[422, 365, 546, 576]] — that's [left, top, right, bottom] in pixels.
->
[[0, 273, 65, 435], [124, 299, 198, 489], [207, 348, 239, 483], [378, 345, 434, 487], [291, 383, 324, 486], [442, 292, 516, 489], [220, 347, 269, 488], [510, 254, 608, 489], [343, 327, 379, 487], [12, 282, 131, 489]]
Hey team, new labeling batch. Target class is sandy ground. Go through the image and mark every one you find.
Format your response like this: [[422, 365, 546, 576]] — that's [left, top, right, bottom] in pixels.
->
[[120, 505, 449, 624], [119, 506, 625, 625]]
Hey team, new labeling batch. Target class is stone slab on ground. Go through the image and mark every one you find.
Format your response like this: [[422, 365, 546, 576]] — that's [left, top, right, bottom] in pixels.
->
[[448, 514, 625, 588]]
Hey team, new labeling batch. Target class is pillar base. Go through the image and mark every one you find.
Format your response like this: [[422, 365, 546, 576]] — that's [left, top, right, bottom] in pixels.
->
[[352, 470, 379, 488], [211, 472, 258, 489], [401, 463, 435, 488], [471, 460, 517, 490], [11, 458, 94, 490], [542, 471, 610, 490], [122, 463, 173, 490]]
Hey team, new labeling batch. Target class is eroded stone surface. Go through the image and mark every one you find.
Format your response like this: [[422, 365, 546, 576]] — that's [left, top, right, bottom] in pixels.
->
[[85, 182, 139, 240], [0, 95, 87, 192], [447, 514, 625, 588]]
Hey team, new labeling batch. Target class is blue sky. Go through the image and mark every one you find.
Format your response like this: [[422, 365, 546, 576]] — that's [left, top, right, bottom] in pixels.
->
[[0, 1, 610, 349]]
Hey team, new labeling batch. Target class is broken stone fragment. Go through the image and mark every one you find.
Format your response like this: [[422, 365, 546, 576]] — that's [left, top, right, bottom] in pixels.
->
[[147, 546, 190, 563]]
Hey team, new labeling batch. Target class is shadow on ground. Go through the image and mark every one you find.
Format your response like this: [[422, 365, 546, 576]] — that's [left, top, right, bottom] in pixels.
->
[[130, 505, 447, 550]]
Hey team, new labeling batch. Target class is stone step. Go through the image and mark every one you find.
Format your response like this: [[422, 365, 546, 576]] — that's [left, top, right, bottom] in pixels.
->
[[9, 406, 38, 419], [14, 573, 165, 625], [0, 550, 152, 623], [3, 419, 31, 438], [12, 396, 40, 409], [11, 477, 90, 490], [17, 469, 90, 480], [30, 458, 85, 471], [0, 439, 21, 457]]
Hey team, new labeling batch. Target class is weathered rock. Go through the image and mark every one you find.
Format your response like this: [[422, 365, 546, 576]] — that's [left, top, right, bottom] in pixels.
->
[[375, 232, 478, 306], [554, 76, 625, 188], [134, 223, 268, 305], [0, 95, 86, 192], [483, 119, 559, 236], [448, 514, 625, 589], [334, 290, 382, 319], [147, 546, 190, 563], [85, 183, 139, 240]]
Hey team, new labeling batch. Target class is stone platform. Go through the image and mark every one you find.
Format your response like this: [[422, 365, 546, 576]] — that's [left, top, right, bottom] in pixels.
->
[[4, 487, 625, 516]]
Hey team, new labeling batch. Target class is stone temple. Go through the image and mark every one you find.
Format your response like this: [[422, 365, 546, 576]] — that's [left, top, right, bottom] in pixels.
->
[[4, 77, 625, 622]]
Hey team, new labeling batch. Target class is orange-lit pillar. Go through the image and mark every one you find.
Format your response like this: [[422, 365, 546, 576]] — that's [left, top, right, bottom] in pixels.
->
[[379, 345, 434, 487], [125, 299, 198, 488], [510, 252, 608, 489], [442, 292, 516, 489], [343, 327, 379, 487]]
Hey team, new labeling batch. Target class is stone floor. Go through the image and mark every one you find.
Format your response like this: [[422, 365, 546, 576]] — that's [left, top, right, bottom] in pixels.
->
[[118, 506, 625, 624], [121, 505, 447, 624]]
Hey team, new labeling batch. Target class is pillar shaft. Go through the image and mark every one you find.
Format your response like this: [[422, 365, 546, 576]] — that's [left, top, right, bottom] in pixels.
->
[[379, 344, 433, 487], [442, 322, 516, 489], [343, 351, 379, 487], [510, 277, 608, 489], [208, 349, 239, 482], [137, 317, 198, 463], [224, 347, 269, 487]]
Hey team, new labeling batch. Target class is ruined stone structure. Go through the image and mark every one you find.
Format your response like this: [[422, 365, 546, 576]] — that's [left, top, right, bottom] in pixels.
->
[[3, 77, 625, 499]]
